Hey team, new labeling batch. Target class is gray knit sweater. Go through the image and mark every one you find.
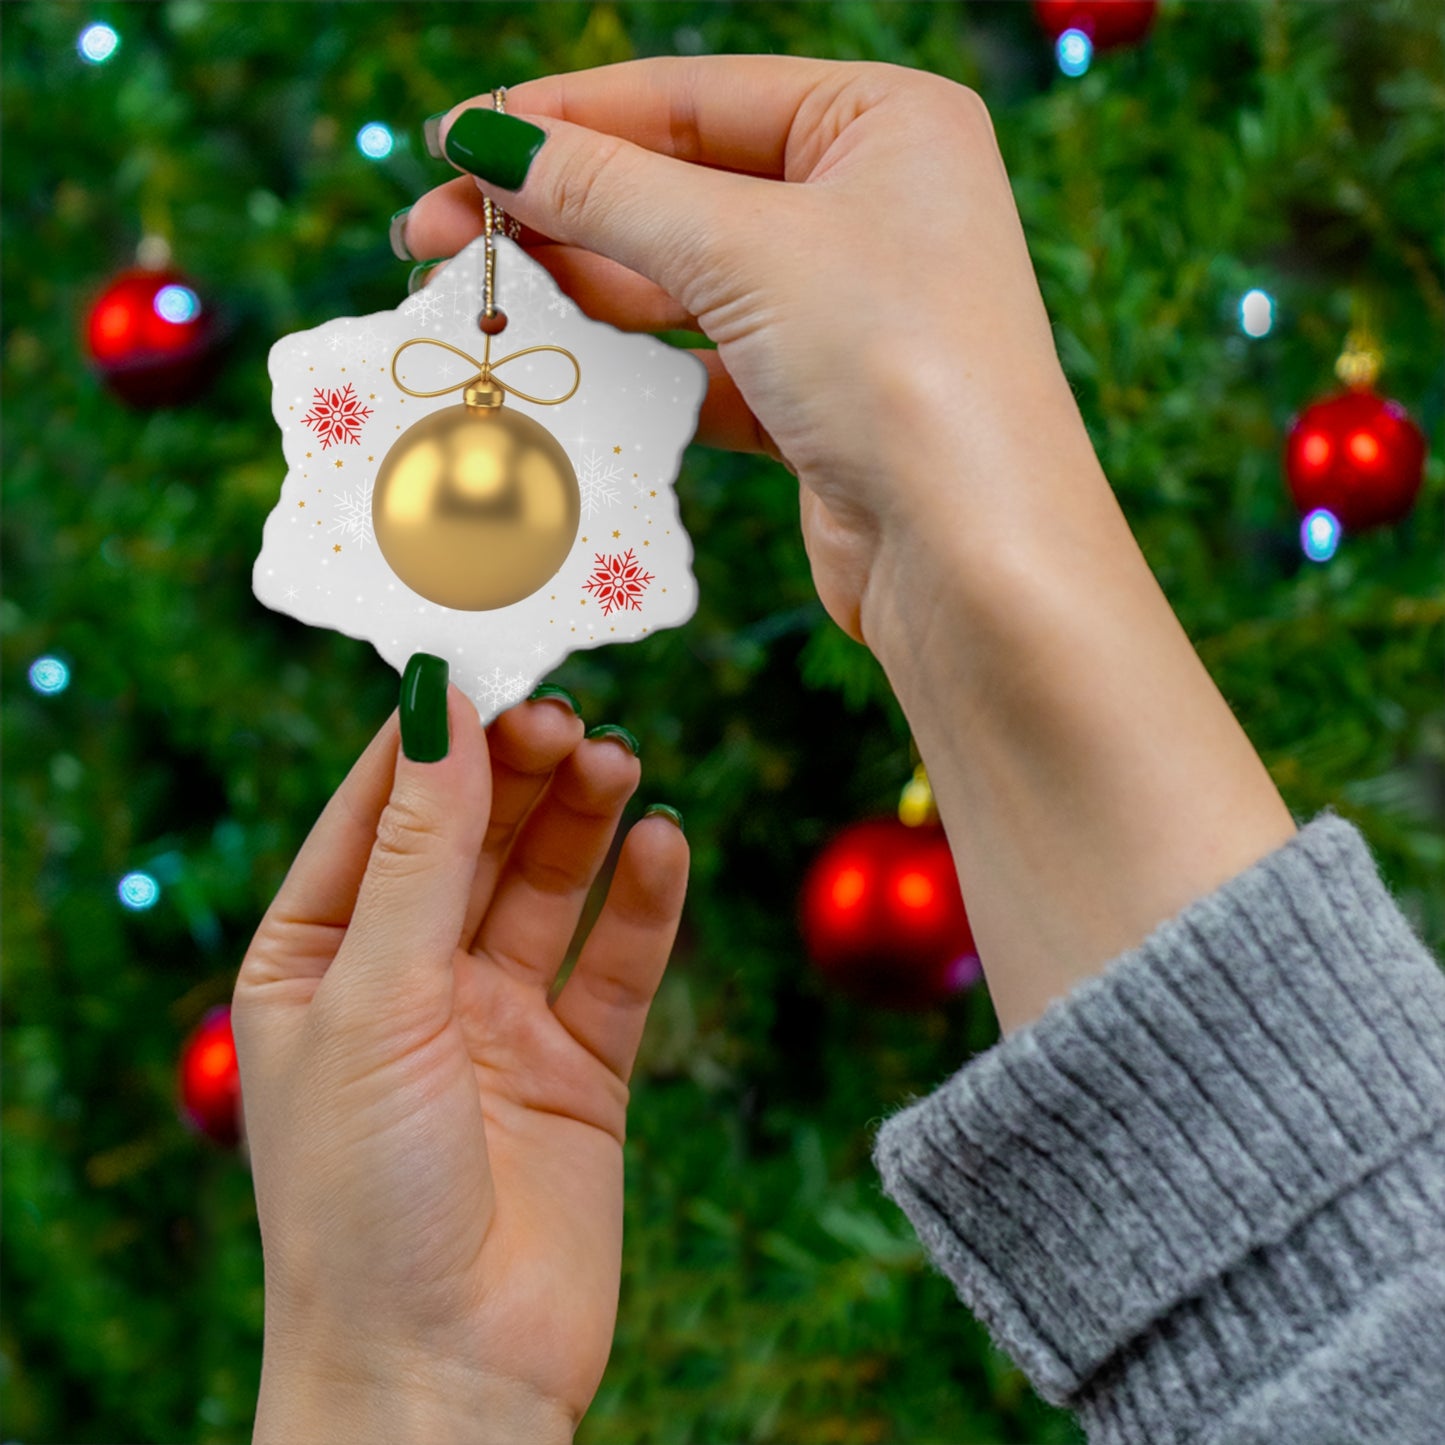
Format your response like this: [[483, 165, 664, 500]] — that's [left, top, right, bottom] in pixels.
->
[[871, 810, 1445, 1444]]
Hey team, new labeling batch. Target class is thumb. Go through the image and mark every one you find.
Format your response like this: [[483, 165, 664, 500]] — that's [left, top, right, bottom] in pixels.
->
[[440, 104, 761, 317], [326, 655, 489, 1029]]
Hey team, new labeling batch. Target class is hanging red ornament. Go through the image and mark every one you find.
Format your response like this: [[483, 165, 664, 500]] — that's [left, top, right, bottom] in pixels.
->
[[1284, 331, 1427, 533], [800, 799, 980, 1012], [177, 1005, 242, 1148], [85, 265, 220, 407], [1033, 0, 1158, 50]]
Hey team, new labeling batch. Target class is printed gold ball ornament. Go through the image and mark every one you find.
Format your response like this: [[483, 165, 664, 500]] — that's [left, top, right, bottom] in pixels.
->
[[373, 338, 582, 612]]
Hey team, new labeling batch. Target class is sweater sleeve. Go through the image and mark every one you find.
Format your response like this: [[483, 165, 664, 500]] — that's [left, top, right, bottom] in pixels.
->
[[870, 810, 1445, 1445]]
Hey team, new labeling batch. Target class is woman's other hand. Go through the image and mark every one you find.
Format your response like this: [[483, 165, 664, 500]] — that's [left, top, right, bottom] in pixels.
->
[[234, 674, 687, 1442]]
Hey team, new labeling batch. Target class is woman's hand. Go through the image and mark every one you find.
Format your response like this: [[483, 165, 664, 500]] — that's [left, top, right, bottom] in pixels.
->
[[403, 56, 1092, 645], [233, 679, 687, 1442], [404, 58, 1295, 1037]]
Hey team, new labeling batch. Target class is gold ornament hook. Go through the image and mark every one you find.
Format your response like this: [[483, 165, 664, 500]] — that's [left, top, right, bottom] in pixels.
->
[[390, 335, 581, 409]]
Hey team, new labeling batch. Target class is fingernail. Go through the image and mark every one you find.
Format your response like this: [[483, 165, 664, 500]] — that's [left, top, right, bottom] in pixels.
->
[[388, 206, 413, 262], [400, 653, 450, 762], [443, 106, 546, 191], [584, 723, 639, 757], [423, 111, 446, 160], [407, 258, 447, 295], [643, 803, 684, 835], [528, 684, 582, 717]]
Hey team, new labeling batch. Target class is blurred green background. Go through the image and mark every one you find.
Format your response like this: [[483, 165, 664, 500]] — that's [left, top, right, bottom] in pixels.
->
[[3, 2, 1441, 1442]]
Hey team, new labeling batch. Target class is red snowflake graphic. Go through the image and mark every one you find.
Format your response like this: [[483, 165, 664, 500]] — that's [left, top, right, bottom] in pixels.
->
[[301, 382, 373, 448], [582, 548, 655, 616]]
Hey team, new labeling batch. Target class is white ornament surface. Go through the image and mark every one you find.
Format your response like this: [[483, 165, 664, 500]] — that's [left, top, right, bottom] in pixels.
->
[[255, 234, 707, 722]]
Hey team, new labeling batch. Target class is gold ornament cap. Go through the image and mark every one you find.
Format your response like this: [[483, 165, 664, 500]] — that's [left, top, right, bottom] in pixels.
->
[[898, 764, 938, 827]]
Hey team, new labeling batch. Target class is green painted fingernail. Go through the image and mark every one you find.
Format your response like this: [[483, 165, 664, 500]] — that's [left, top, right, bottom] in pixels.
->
[[388, 206, 413, 262], [443, 106, 546, 191], [400, 653, 449, 762], [528, 684, 582, 716], [644, 803, 684, 834], [407, 258, 447, 295], [585, 723, 639, 757], [423, 112, 446, 160]]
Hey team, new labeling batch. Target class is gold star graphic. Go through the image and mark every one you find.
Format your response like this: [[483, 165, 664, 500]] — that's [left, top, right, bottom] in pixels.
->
[[613, 445, 622, 454], [306, 451, 313, 458], [611, 529, 621, 539], [334, 459, 344, 469], [298, 500, 305, 508], [649, 489, 657, 497], [333, 544, 342, 553]]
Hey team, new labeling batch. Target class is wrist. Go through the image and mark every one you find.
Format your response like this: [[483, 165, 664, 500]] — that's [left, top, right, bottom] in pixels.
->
[[856, 397, 1294, 1035], [254, 1341, 575, 1445]]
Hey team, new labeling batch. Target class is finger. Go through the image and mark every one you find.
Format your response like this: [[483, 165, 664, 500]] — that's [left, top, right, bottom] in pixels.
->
[[437, 103, 764, 314], [471, 733, 642, 992], [504, 56, 846, 179], [402, 174, 555, 258], [239, 712, 403, 988], [691, 350, 791, 466], [402, 184, 700, 333], [325, 681, 491, 1031], [550, 812, 689, 1083], [460, 693, 587, 950]]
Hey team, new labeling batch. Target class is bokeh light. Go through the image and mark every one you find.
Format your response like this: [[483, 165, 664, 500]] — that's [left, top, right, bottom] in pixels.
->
[[1057, 29, 1093, 77], [356, 122, 394, 159], [1301, 508, 1341, 563], [78, 23, 119, 64], [29, 656, 71, 695], [153, 284, 201, 324], [118, 872, 161, 910], [1240, 288, 1274, 337]]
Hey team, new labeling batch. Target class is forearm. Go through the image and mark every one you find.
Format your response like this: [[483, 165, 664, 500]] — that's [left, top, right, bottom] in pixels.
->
[[254, 1340, 575, 1445], [861, 381, 1297, 1035]]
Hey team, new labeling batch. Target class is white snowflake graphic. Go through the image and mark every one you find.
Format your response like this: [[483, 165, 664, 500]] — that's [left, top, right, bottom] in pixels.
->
[[582, 547, 655, 616], [402, 289, 445, 327], [331, 477, 375, 550], [350, 323, 381, 359], [302, 382, 374, 448], [547, 291, 574, 319], [327, 332, 347, 353], [577, 448, 624, 518], [478, 665, 529, 711]]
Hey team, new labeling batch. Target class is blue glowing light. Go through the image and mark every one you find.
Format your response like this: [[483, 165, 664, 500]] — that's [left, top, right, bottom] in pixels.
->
[[154, 284, 201, 324], [356, 122, 395, 159], [1301, 508, 1341, 563], [1057, 28, 1093, 77], [78, 22, 119, 64], [29, 657, 71, 695], [118, 871, 161, 910], [1240, 288, 1274, 338]]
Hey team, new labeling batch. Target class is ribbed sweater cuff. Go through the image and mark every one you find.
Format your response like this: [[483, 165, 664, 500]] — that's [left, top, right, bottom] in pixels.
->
[[871, 811, 1445, 1417]]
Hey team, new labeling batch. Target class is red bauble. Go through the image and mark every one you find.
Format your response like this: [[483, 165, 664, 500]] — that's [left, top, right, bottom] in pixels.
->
[[85, 267, 220, 406], [1034, 0, 1158, 49], [178, 1005, 242, 1148], [800, 818, 980, 1011], [1284, 388, 1426, 532]]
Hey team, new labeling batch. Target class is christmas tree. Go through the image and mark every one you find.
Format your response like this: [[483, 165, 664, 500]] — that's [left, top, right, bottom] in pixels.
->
[[3, 3, 1440, 1442]]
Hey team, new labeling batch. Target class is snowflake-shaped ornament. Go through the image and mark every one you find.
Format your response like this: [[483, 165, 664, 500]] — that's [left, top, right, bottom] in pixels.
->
[[255, 234, 706, 723]]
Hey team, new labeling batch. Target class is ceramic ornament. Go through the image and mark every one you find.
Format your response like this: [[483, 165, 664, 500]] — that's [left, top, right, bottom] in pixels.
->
[[254, 232, 707, 722]]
